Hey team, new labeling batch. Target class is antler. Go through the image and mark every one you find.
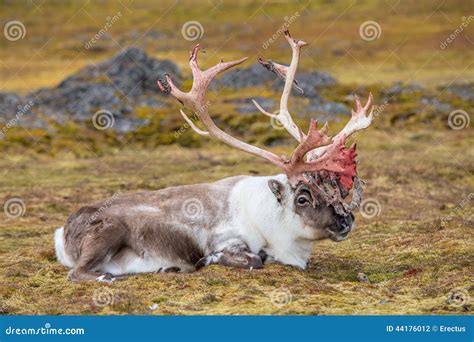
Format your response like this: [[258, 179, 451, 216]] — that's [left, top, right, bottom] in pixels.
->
[[252, 30, 306, 142], [158, 31, 374, 189], [254, 29, 374, 188], [307, 93, 374, 160], [157, 45, 286, 169]]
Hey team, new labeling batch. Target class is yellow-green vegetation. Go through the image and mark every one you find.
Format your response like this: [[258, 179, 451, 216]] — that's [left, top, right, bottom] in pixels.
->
[[1, 127, 472, 315], [1, 0, 473, 92], [1, 0, 473, 315]]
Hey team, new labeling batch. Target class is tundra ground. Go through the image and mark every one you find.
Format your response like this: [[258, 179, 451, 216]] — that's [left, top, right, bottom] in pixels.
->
[[0, 0, 473, 315], [1, 127, 472, 315]]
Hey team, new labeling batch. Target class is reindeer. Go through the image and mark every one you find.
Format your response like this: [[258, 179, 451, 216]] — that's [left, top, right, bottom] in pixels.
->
[[55, 30, 374, 282]]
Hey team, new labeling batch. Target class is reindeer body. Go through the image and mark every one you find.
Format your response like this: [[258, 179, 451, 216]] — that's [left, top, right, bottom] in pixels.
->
[[54, 29, 374, 282], [55, 175, 319, 281]]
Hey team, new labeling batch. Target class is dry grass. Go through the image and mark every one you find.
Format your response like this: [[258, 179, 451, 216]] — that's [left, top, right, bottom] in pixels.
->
[[0, 0, 472, 316], [1, 128, 472, 315]]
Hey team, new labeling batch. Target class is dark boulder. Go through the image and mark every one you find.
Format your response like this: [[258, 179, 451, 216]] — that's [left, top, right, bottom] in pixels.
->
[[272, 71, 338, 98], [5, 47, 182, 133], [59, 47, 181, 97], [211, 63, 275, 90]]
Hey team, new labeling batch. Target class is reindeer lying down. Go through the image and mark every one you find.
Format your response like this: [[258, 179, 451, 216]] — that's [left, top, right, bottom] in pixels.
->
[[55, 30, 374, 282]]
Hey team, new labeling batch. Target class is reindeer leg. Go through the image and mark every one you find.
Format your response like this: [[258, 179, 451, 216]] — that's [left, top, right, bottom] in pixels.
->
[[196, 241, 263, 270], [69, 219, 128, 282]]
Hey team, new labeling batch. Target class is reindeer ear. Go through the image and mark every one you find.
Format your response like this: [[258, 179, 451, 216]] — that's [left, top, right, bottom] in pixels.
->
[[268, 179, 284, 202]]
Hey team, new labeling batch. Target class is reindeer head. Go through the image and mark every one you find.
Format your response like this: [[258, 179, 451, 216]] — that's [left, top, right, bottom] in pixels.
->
[[158, 29, 374, 242]]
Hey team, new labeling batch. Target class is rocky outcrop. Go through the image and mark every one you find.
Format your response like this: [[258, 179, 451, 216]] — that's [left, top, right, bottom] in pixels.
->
[[0, 48, 181, 133]]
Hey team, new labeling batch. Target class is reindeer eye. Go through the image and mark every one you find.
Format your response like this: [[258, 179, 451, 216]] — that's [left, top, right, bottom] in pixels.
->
[[297, 196, 310, 206]]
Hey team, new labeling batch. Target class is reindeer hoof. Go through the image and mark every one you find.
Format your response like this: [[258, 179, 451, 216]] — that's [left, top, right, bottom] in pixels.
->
[[96, 273, 116, 283]]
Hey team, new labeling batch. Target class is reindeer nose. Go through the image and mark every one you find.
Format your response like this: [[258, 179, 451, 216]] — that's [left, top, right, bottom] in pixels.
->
[[337, 213, 354, 234]]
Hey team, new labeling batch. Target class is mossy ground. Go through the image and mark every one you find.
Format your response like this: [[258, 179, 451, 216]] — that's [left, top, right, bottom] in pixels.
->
[[0, 0, 473, 315], [1, 127, 472, 315]]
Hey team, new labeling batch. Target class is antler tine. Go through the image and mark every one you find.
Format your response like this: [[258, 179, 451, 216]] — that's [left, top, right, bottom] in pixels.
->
[[253, 29, 307, 142], [307, 93, 374, 160], [290, 120, 330, 164], [158, 44, 248, 111], [251, 99, 277, 118], [180, 109, 209, 136], [189, 44, 248, 96]]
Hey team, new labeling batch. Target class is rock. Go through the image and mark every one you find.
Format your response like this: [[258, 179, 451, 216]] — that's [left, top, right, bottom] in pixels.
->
[[357, 272, 369, 283], [31, 83, 124, 122], [212, 63, 337, 96], [0, 92, 45, 129], [0, 92, 27, 120], [59, 47, 181, 97], [272, 71, 338, 98], [439, 83, 474, 104], [211, 63, 275, 90], [113, 116, 150, 134], [224, 97, 275, 114], [1, 48, 180, 133], [307, 98, 350, 116], [419, 97, 451, 113], [384, 82, 425, 97]]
